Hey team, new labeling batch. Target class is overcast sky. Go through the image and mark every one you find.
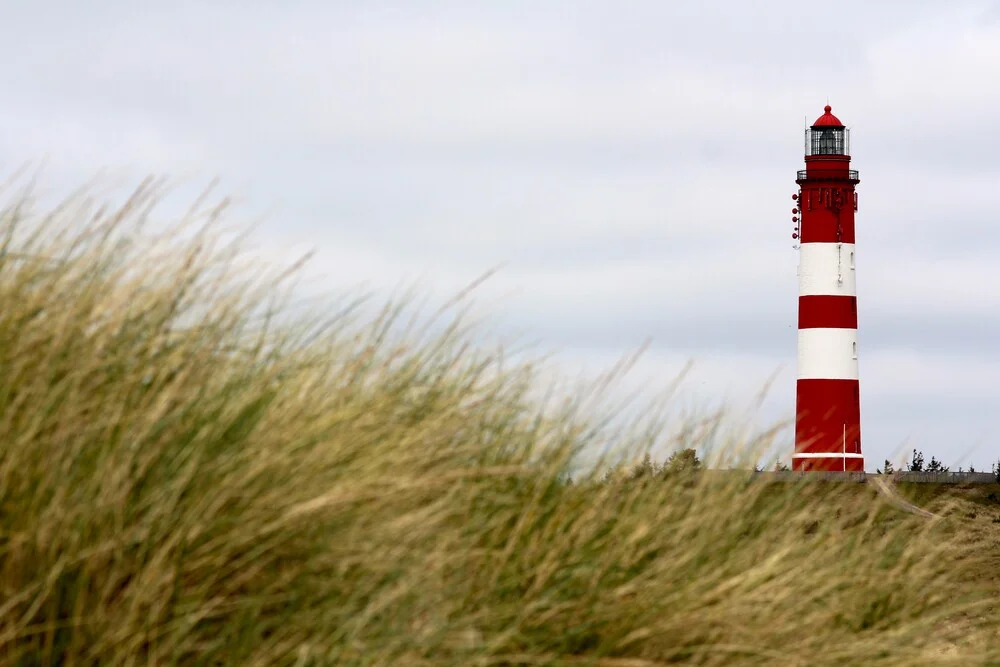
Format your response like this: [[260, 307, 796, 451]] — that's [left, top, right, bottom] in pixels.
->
[[2, 0, 999, 471]]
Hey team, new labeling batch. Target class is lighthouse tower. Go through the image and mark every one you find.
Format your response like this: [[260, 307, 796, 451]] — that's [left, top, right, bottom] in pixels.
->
[[791, 105, 864, 472]]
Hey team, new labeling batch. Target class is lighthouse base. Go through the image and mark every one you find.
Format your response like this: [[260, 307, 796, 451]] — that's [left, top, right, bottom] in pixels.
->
[[794, 379, 863, 472], [792, 454, 865, 472]]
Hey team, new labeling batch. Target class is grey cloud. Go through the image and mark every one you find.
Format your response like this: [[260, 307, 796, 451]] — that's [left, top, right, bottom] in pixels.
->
[[498, 291, 1000, 359], [1, 0, 998, 471]]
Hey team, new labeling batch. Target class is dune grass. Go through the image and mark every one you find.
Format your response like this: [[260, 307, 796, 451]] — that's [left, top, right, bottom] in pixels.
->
[[0, 176, 997, 665]]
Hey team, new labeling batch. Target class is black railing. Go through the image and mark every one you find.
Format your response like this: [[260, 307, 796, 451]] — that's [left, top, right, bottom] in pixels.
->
[[797, 169, 859, 181]]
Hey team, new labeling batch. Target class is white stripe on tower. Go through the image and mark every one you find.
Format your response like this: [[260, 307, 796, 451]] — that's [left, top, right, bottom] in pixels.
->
[[797, 328, 858, 380], [798, 243, 856, 297]]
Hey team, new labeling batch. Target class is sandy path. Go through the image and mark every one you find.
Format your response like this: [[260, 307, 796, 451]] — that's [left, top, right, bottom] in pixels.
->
[[870, 476, 941, 519]]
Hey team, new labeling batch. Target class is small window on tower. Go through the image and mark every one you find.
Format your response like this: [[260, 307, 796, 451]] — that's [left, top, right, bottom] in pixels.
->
[[850, 251, 855, 269], [852, 342, 857, 359]]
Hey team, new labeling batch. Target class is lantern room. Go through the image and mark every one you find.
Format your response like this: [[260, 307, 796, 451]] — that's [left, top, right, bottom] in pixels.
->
[[804, 105, 850, 156]]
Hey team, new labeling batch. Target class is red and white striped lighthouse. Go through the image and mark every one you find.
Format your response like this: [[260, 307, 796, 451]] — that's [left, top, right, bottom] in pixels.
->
[[791, 105, 864, 472]]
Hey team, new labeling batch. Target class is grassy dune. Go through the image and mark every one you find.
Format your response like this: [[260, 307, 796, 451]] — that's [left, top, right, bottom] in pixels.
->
[[0, 177, 998, 665]]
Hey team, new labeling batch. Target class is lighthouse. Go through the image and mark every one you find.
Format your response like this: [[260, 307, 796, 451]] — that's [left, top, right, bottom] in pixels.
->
[[791, 105, 864, 472]]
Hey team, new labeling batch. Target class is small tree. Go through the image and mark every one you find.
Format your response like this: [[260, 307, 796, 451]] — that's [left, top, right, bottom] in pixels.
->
[[628, 452, 657, 480], [907, 449, 925, 472], [925, 456, 949, 473], [663, 448, 701, 476], [882, 459, 895, 475], [773, 460, 790, 472]]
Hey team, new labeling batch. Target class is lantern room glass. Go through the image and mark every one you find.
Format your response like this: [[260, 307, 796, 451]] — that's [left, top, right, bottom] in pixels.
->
[[804, 126, 850, 156]]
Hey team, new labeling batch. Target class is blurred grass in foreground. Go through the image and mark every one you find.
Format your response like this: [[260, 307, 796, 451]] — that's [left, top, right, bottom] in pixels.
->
[[0, 175, 996, 666]]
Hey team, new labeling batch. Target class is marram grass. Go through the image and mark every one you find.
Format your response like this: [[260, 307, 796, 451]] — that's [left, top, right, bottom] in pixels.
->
[[0, 177, 996, 666]]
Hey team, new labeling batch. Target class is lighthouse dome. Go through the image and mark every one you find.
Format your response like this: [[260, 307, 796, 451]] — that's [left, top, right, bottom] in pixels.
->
[[812, 105, 844, 128]]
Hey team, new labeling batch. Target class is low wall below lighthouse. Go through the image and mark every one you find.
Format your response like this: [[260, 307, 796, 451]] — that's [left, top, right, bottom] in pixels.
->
[[792, 105, 864, 473]]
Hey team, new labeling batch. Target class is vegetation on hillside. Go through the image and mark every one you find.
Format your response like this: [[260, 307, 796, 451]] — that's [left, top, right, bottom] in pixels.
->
[[874, 450, 1000, 481], [0, 176, 998, 665]]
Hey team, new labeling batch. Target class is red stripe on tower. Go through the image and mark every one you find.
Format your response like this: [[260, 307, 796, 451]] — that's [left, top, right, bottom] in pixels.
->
[[791, 105, 863, 472]]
